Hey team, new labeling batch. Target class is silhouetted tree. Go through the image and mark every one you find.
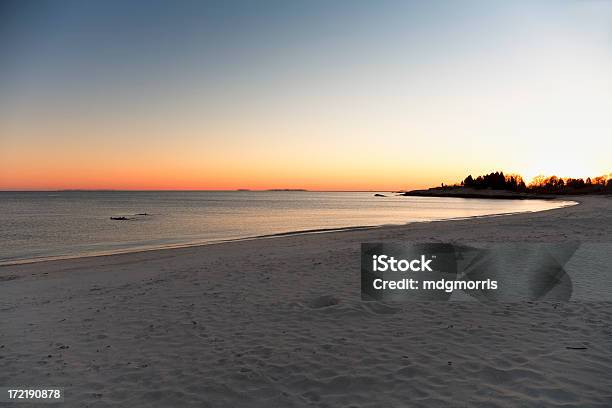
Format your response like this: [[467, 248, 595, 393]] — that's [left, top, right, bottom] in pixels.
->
[[448, 172, 610, 194], [464, 175, 474, 187]]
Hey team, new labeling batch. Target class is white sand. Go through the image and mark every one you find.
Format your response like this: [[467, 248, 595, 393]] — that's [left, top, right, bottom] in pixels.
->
[[1, 196, 611, 407]]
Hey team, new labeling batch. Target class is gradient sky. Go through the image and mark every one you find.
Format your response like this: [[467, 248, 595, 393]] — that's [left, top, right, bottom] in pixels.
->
[[1, 0, 611, 190]]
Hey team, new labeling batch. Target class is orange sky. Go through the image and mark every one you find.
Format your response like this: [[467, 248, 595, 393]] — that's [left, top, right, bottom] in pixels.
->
[[1, 1, 611, 191]]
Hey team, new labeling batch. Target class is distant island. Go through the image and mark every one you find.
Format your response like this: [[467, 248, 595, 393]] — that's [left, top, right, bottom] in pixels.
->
[[266, 189, 308, 192], [403, 171, 612, 199]]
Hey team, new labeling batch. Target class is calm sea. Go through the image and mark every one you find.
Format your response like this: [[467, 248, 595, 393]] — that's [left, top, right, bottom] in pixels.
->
[[0, 191, 573, 265]]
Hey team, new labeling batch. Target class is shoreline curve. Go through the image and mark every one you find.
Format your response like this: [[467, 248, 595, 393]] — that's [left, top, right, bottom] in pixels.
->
[[0, 198, 578, 268]]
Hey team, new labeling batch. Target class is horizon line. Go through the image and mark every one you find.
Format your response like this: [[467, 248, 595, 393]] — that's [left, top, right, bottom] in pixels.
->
[[0, 189, 404, 193]]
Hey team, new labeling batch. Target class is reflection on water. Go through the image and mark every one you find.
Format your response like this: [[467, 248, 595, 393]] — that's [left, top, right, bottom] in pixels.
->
[[0, 191, 574, 264]]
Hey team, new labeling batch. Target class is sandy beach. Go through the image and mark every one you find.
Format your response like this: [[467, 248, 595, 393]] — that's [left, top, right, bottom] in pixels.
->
[[1, 196, 611, 407]]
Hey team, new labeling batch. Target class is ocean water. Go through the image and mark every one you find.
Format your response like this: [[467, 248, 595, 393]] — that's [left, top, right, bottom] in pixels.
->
[[0, 191, 574, 264]]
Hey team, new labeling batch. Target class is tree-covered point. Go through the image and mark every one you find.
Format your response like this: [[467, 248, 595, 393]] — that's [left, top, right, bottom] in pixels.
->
[[458, 172, 612, 194]]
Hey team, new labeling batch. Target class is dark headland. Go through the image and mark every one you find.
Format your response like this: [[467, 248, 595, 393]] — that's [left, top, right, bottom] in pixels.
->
[[401, 171, 612, 199]]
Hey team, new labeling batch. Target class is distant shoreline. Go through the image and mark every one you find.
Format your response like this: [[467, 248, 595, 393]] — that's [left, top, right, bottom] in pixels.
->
[[400, 186, 612, 200], [0, 189, 390, 193], [401, 188, 553, 200]]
